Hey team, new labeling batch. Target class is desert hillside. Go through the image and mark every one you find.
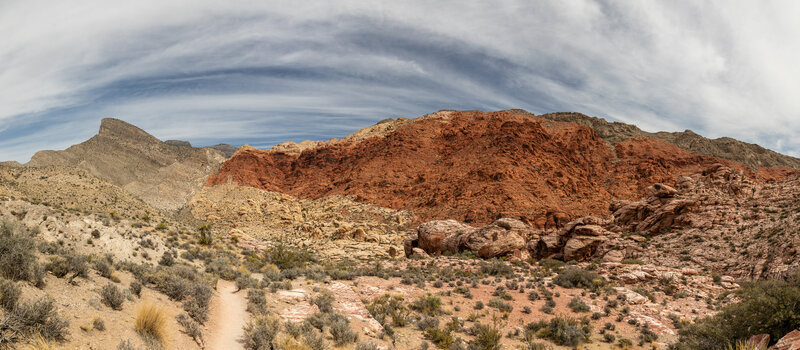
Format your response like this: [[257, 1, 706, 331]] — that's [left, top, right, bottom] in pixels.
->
[[27, 118, 230, 212], [207, 110, 797, 227]]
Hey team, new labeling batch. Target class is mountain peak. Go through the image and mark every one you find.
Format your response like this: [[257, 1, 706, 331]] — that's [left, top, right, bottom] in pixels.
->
[[98, 118, 159, 143]]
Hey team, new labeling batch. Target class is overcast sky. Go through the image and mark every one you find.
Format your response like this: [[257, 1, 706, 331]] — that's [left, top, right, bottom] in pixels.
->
[[1, 1, 799, 162]]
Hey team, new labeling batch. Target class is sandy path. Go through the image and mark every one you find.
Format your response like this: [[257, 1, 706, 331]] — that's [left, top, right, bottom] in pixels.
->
[[205, 280, 247, 350]]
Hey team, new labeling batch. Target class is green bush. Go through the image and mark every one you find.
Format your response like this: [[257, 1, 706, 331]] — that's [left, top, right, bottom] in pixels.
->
[[672, 279, 800, 350], [413, 294, 442, 316], [367, 294, 409, 327], [553, 267, 604, 291], [536, 315, 591, 346], [424, 327, 455, 349], [469, 322, 502, 350], [264, 244, 316, 270]]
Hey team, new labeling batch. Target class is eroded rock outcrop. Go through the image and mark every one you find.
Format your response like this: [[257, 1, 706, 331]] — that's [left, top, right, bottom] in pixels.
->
[[404, 218, 531, 259]]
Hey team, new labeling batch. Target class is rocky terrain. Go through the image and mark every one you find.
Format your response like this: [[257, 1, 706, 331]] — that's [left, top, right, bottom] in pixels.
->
[[406, 163, 800, 279], [208, 110, 796, 226], [2, 110, 800, 349], [27, 118, 229, 212], [189, 184, 414, 260]]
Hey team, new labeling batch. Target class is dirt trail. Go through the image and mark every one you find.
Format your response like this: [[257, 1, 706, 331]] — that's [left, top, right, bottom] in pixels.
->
[[205, 279, 247, 350]]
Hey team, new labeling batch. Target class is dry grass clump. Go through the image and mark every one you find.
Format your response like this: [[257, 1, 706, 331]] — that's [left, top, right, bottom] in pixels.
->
[[134, 302, 169, 345]]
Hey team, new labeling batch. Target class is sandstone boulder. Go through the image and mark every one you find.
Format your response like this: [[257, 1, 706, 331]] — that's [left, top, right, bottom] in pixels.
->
[[417, 220, 476, 255], [774, 329, 800, 350]]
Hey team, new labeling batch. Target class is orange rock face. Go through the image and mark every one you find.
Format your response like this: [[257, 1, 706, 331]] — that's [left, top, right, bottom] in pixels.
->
[[207, 110, 792, 227]]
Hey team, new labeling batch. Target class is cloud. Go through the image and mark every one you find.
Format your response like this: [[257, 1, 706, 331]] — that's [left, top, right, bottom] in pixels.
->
[[1, 0, 800, 161]]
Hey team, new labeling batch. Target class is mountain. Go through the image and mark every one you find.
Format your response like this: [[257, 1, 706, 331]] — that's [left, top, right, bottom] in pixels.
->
[[207, 110, 797, 227], [533, 110, 800, 170], [27, 118, 227, 212]]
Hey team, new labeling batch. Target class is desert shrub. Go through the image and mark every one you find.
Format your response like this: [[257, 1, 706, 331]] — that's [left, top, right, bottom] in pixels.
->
[[417, 315, 440, 331], [536, 315, 591, 346], [93, 317, 105, 331], [413, 294, 442, 316], [247, 289, 268, 314], [301, 326, 327, 350], [3, 296, 69, 340], [177, 313, 204, 346], [356, 341, 380, 350], [158, 252, 175, 267], [197, 224, 213, 245], [117, 339, 137, 350], [424, 327, 454, 349], [205, 257, 239, 280], [639, 324, 658, 344], [46, 252, 88, 280], [95, 259, 113, 279], [329, 316, 358, 345], [6, 296, 70, 341], [244, 314, 282, 349], [183, 282, 213, 323], [263, 244, 317, 270], [0, 220, 43, 284], [553, 268, 604, 291], [135, 303, 168, 345], [101, 283, 125, 310], [367, 294, 409, 327], [469, 322, 502, 350], [568, 297, 590, 313], [488, 298, 513, 313], [671, 279, 800, 350], [538, 258, 565, 273], [479, 260, 514, 277], [312, 289, 336, 313], [130, 280, 142, 298], [0, 278, 21, 311]]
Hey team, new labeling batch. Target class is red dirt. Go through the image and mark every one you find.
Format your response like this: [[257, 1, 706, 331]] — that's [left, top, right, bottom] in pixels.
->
[[207, 110, 793, 227]]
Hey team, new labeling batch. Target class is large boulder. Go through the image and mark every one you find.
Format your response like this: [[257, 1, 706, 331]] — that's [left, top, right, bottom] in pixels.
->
[[416, 220, 476, 255], [409, 218, 530, 259]]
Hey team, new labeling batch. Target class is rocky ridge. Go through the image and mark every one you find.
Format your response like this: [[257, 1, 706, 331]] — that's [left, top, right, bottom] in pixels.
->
[[535, 110, 800, 171], [209, 110, 793, 226], [27, 118, 227, 212]]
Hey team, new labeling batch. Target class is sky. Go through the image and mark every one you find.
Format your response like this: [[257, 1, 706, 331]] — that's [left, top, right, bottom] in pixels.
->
[[1, 0, 800, 162]]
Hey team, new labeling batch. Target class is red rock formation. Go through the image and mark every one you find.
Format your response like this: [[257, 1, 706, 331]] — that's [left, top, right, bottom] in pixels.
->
[[207, 110, 795, 226]]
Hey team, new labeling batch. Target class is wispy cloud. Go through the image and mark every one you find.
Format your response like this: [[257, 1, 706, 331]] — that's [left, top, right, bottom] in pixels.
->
[[1, 0, 799, 162]]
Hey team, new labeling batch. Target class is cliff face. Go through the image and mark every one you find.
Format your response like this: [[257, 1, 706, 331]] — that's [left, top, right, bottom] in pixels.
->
[[28, 118, 227, 212], [208, 110, 783, 226]]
